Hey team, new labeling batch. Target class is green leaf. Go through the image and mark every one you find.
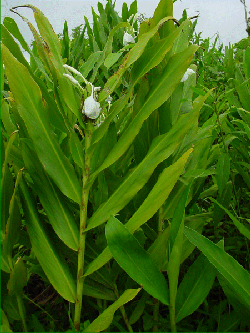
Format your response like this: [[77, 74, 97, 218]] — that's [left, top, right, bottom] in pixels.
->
[[90, 22, 188, 150], [18, 178, 76, 303], [99, 18, 193, 102], [218, 274, 250, 321], [79, 51, 102, 78], [84, 149, 193, 277], [216, 153, 230, 197], [104, 52, 123, 69], [2, 169, 22, 259], [1, 309, 13, 332], [167, 185, 191, 324], [3, 17, 31, 54], [1, 100, 17, 135], [175, 255, 216, 322], [128, 292, 149, 325], [1, 131, 18, 231], [86, 93, 209, 232], [234, 79, 250, 111], [22, 141, 79, 251], [82, 278, 116, 301], [2, 44, 81, 204], [184, 227, 250, 311], [106, 217, 169, 304], [69, 129, 84, 169], [130, 20, 190, 86], [1, 24, 30, 69], [84, 288, 140, 332], [210, 197, 250, 240], [126, 149, 193, 234], [24, 5, 81, 119], [90, 45, 198, 183], [7, 258, 27, 296]]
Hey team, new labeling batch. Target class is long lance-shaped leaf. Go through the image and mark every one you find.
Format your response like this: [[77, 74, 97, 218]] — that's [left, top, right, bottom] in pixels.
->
[[13, 5, 81, 120], [126, 149, 193, 234], [184, 226, 250, 311], [88, 44, 198, 186], [91, 21, 130, 81], [2, 169, 22, 259], [175, 254, 216, 323], [84, 149, 193, 277], [22, 141, 79, 251], [18, 177, 76, 303], [3, 17, 31, 54], [130, 20, 190, 86], [1, 24, 30, 69], [98, 16, 179, 102], [84, 288, 140, 332], [210, 197, 250, 240], [106, 217, 169, 304], [90, 20, 189, 150], [86, 92, 208, 232], [2, 44, 81, 204], [167, 184, 191, 330], [1, 131, 18, 232]]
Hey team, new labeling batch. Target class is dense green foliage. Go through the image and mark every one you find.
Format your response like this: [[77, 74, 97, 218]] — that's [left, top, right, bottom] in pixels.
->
[[1, 0, 250, 332]]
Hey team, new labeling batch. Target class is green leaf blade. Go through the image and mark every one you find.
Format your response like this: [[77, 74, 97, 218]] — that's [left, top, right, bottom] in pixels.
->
[[106, 217, 169, 305], [184, 226, 250, 311]]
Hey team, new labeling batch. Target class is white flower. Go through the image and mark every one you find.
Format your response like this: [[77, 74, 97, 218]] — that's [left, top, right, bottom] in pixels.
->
[[63, 64, 82, 77], [181, 68, 195, 82], [83, 96, 101, 119], [123, 32, 135, 46], [63, 64, 88, 85], [63, 73, 83, 91]]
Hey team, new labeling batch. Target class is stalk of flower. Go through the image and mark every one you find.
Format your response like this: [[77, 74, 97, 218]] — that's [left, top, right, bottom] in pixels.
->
[[64, 63, 99, 331]]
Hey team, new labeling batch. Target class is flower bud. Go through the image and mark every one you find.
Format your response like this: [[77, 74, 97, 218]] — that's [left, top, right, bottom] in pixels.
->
[[63, 64, 82, 77], [181, 68, 195, 82], [63, 73, 81, 87], [123, 32, 135, 46], [83, 96, 101, 119]]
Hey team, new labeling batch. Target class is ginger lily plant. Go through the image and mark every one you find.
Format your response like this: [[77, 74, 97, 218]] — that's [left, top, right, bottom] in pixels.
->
[[2, 0, 250, 332]]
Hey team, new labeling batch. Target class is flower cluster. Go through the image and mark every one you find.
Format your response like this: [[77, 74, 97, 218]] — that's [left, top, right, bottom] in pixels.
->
[[63, 64, 101, 119], [123, 32, 135, 46]]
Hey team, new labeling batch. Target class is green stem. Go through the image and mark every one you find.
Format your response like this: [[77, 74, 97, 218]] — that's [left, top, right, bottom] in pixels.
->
[[114, 285, 133, 332], [153, 298, 159, 332], [74, 121, 94, 331], [215, 105, 239, 214], [153, 207, 164, 332], [16, 295, 28, 332], [170, 303, 177, 332]]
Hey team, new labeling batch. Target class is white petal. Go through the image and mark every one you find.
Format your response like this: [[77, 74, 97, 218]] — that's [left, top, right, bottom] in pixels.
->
[[83, 96, 101, 119], [181, 68, 195, 82], [63, 73, 80, 86], [123, 32, 135, 46], [63, 64, 82, 77]]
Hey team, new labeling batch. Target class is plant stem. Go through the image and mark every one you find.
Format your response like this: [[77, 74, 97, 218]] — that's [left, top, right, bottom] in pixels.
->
[[153, 207, 164, 332], [114, 284, 133, 332], [74, 121, 93, 331], [16, 295, 28, 332], [170, 303, 177, 332], [153, 298, 159, 332]]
